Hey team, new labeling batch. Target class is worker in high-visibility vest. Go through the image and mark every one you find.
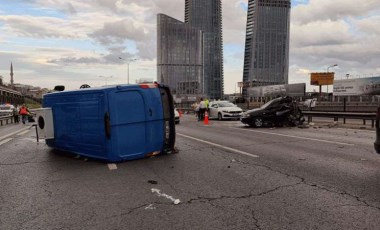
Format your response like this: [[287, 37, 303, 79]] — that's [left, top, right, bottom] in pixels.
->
[[19, 104, 30, 124], [204, 98, 209, 113]]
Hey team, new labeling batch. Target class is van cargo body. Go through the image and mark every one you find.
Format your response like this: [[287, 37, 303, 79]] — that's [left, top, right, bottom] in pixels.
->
[[42, 83, 176, 162]]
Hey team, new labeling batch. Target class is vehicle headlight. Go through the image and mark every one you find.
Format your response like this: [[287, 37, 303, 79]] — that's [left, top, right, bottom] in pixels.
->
[[222, 110, 229, 113], [242, 113, 251, 118]]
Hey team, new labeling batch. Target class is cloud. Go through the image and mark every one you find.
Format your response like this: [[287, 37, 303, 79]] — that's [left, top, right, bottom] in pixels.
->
[[292, 0, 380, 24], [0, 15, 80, 39], [222, 0, 247, 44], [89, 18, 148, 45]]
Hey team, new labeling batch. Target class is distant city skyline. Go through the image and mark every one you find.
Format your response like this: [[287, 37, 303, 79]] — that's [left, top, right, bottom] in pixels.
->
[[0, 1, 380, 93]]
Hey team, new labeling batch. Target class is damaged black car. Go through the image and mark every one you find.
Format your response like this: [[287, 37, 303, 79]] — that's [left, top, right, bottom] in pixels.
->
[[240, 96, 305, 128]]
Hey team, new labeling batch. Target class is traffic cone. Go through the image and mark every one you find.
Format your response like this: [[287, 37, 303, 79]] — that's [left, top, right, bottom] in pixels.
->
[[179, 109, 182, 118], [204, 111, 209, 125]]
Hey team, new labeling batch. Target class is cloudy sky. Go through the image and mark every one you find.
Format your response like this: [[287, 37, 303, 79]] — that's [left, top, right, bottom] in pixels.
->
[[0, 0, 380, 93]]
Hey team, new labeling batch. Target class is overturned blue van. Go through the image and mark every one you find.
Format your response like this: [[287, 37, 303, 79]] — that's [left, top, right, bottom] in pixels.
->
[[37, 83, 176, 162]]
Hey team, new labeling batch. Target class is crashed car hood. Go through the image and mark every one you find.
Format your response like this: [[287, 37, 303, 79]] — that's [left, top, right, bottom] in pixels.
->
[[246, 108, 263, 114]]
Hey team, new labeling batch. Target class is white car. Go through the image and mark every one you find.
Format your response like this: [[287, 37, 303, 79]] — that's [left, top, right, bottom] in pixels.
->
[[0, 104, 15, 116], [174, 108, 180, 124], [208, 101, 243, 120]]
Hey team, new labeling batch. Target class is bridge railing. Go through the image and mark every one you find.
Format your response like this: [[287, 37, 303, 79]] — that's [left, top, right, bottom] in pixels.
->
[[302, 111, 377, 128], [0, 115, 14, 126]]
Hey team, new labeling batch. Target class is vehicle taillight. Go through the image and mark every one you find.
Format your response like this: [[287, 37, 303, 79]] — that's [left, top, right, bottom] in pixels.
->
[[140, 83, 158, 89]]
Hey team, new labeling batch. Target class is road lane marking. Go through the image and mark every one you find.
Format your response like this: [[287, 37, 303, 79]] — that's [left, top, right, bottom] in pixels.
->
[[177, 133, 259, 158], [17, 130, 30, 136], [232, 127, 354, 146], [0, 138, 13, 146], [0, 127, 30, 141], [337, 128, 375, 133]]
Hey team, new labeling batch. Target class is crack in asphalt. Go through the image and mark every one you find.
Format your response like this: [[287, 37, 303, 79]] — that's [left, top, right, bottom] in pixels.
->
[[182, 140, 380, 213], [186, 181, 303, 204], [251, 210, 262, 230], [0, 161, 40, 166]]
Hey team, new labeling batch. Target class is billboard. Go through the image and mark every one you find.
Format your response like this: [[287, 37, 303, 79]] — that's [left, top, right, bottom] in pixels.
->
[[248, 83, 306, 97], [333, 76, 380, 96], [310, 72, 335, 86]]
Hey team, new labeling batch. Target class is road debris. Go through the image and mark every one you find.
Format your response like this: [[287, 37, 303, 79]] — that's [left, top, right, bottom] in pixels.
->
[[145, 204, 156, 210], [148, 180, 158, 184], [107, 164, 118, 170], [151, 188, 180, 205]]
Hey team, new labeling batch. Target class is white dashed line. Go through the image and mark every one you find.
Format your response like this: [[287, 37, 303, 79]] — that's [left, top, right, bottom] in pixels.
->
[[177, 133, 259, 158], [0, 127, 30, 141], [232, 127, 354, 146], [0, 138, 13, 146], [17, 130, 30, 136]]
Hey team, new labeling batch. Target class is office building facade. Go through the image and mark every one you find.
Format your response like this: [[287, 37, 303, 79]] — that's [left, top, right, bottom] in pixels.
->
[[185, 0, 224, 99], [157, 14, 204, 97], [243, 0, 291, 97]]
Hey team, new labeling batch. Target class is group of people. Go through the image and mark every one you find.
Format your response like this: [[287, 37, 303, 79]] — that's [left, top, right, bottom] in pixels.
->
[[12, 104, 30, 124], [193, 98, 209, 121]]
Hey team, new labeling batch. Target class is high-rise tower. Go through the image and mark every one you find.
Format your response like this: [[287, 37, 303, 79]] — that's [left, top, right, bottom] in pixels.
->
[[10, 62, 14, 88], [185, 0, 224, 99], [157, 14, 204, 97], [242, 0, 291, 97]]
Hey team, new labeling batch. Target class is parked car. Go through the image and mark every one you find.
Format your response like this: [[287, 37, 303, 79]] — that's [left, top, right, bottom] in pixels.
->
[[209, 101, 243, 120], [240, 96, 304, 127], [174, 108, 180, 124], [0, 104, 15, 116]]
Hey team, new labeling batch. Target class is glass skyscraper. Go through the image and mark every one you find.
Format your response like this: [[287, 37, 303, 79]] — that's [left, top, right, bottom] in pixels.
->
[[243, 0, 291, 97], [185, 0, 224, 99], [157, 14, 204, 97], [157, 1, 223, 100]]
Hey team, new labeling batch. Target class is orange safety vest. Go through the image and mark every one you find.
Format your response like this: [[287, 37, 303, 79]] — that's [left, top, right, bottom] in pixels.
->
[[19, 107, 28, 115]]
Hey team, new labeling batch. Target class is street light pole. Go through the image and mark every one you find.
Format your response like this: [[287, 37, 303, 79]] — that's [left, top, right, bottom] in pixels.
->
[[327, 64, 338, 73], [326, 64, 338, 94], [119, 57, 137, 84]]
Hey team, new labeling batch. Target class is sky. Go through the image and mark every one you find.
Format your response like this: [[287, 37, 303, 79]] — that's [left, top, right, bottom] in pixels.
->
[[0, 0, 380, 94]]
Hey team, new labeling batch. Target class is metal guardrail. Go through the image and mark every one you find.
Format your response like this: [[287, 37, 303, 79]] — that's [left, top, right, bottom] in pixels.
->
[[0, 115, 14, 126], [302, 111, 377, 127]]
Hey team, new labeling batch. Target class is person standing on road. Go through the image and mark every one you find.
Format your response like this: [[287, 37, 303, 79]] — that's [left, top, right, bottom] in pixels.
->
[[12, 105, 19, 123], [19, 104, 30, 124], [205, 98, 209, 114], [193, 102, 200, 120], [198, 98, 206, 121]]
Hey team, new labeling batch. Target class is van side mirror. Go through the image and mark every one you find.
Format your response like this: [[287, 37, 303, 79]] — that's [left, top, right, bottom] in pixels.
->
[[54, 85, 65, 91]]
